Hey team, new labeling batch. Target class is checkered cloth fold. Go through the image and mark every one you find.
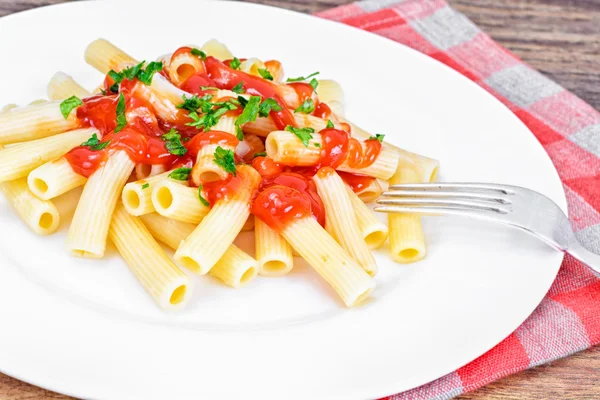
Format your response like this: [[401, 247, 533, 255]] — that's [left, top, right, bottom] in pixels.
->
[[316, 1, 600, 398]]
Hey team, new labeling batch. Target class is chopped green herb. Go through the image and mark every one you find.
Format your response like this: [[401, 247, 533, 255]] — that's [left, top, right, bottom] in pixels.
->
[[286, 72, 319, 83], [232, 82, 245, 94], [213, 146, 237, 176], [230, 57, 241, 70], [294, 98, 315, 114], [314, 143, 322, 148], [123, 61, 145, 80], [161, 128, 188, 156], [186, 99, 238, 131], [254, 152, 267, 158], [326, 119, 335, 129], [310, 78, 319, 91], [235, 96, 261, 136], [107, 70, 123, 92], [168, 167, 192, 181], [177, 94, 205, 112], [198, 185, 210, 207], [81, 133, 110, 151], [100, 89, 107, 95], [237, 96, 248, 108], [368, 133, 385, 142], [114, 93, 127, 133], [285, 125, 314, 147], [258, 68, 274, 81], [258, 98, 282, 117], [191, 48, 207, 60], [142, 183, 150, 189], [200, 85, 219, 91], [137, 61, 163, 85], [59, 96, 83, 119]]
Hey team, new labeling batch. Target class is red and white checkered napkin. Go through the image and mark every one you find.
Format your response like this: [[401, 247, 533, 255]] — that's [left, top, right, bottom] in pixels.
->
[[316, 0, 600, 398]]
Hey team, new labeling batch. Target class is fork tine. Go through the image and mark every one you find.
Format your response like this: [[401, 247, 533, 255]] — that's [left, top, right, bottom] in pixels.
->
[[373, 205, 503, 221], [376, 198, 511, 214], [388, 182, 516, 195], [381, 189, 512, 204]]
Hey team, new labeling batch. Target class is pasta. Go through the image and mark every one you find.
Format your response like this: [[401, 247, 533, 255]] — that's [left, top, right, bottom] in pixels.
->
[[67, 150, 135, 258], [0, 128, 95, 183], [0, 38, 440, 311], [174, 165, 261, 274], [109, 205, 192, 310], [313, 168, 377, 276]]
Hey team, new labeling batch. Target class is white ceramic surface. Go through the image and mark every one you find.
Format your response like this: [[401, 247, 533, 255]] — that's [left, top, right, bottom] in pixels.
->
[[0, 1, 566, 399]]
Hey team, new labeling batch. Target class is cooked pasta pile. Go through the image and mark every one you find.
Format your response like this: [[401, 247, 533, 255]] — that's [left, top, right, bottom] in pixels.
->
[[0, 39, 440, 310]]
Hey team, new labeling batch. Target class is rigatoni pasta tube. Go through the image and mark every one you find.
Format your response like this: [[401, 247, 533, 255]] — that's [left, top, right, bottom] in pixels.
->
[[265, 130, 399, 180], [67, 150, 135, 258], [201, 39, 234, 61], [190, 116, 237, 184], [316, 79, 345, 116], [175, 165, 261, 275], [27, 157, 87, 200], [47, 72, 91, 101], [0, 128, 95, 182], [280, 217, 375, 307], [0, 101, 80, 145], [0, 178, 60, 235], [122, 171, 172, 216], [135, 164, 166, 180], [141, 213, 258, 288], [313, 168, 377, 276], [109, 205, 192, 310], [168, 48, 205, 86], [388, 167, 426, 263], [355, 179, 383, 203], [244, 113, 341, 137], [255, 218, 293, 276], [209, 245, 259, 288], [84, 39, 137, 74], [151, 180, 207, 224], [346, 185, 388, 250]]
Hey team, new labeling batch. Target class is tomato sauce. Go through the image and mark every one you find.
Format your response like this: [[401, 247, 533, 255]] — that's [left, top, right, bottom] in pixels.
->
[[337, 171, 376, 193], [313, 102, 332, 119], [251, 156, 284, 177], [252, 186, 313, 232], [186, 131, 239, 157], [316, 128, 382, 170], [258, 172, 325, 227], [202, 166, 245, 204], [287, 82, 314, 104]]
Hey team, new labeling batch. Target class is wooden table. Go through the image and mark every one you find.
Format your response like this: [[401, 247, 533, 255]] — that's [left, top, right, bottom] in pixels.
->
[[0, 0, 599, 399]]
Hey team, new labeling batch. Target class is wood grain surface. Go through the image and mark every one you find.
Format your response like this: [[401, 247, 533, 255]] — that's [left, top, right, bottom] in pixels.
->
[[0, 0, 599, 399]]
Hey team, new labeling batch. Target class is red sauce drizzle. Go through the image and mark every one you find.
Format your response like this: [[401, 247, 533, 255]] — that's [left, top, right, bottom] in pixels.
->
[[252, 156, 284, 177], [202, 167, 245, 204], [314, 102, 332, 120], [186, 131, 239, 157], [252, 186, 313, 232], [288, 82, 314, 104], [316, 128, 382, 170], [258, 172, 325, 227], [337, 171, 376, 193]]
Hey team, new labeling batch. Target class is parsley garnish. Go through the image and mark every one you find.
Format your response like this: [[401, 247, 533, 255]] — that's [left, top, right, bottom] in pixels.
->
[[107, 70, 122, 92], [258, 98, 282, 117], [232, 82, 245, 94], [198, 185, 210, 207], [286, 72, 320, 83], [161, 128, 188, 156], [310, 78, 319, 91], [177, 94, 206, 112], [294, 98, 315, 114], [115, 93, 127, 133], [186, 99, 238, 132], [213, 146, 237, 176], [258, 68, 273, 81], [368, 134, 385, 142], [100, 89, 107, 95], [230, 57, 241, 70], [285, 125, 314, 147], [59, 96, 83, 119], [200, 86, 219, 91], [81, 133, 110, 151], [191, 48, 207, 60], [137, 61, 163, 85], [235, 96, 262, 138], [326, 119, 334, 128], [254, 152, 267, 158], [314, 143, 322, 148], [142, 183, 150, 189], [123, 61, 145, 80], [168, 167, 192, 180]]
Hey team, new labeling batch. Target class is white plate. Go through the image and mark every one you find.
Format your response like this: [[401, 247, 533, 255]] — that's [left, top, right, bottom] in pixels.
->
[[0, 1, 565, 399]]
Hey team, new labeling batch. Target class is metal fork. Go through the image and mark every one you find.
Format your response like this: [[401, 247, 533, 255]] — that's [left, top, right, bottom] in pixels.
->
[[374, 183, 600, 274]]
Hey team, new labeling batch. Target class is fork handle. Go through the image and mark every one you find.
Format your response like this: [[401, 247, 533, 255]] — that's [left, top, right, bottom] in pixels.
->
[[568, 242, 600, 276]]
